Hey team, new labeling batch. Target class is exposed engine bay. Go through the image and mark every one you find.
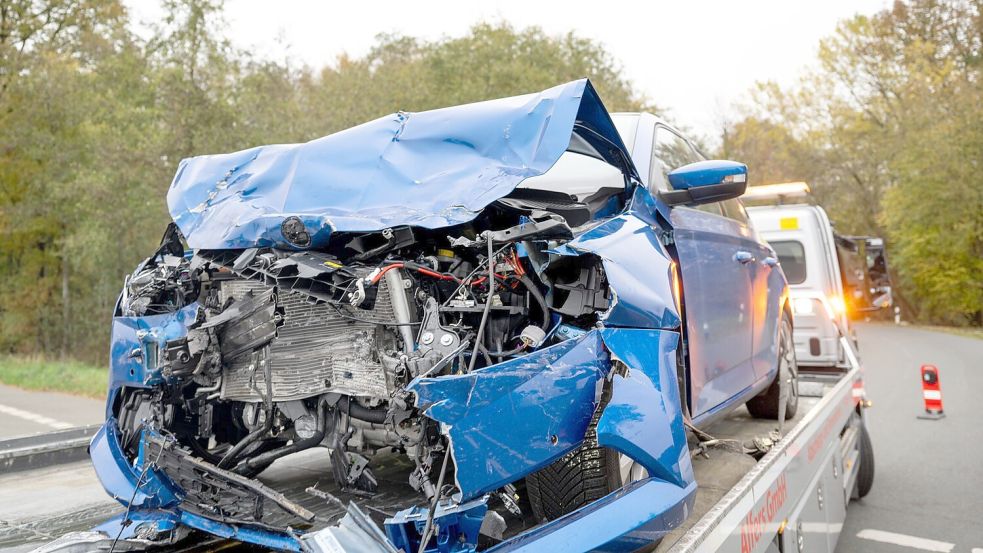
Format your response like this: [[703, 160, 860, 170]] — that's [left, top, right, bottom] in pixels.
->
[[85, 80, 705, 553], [113, 198, 618, 530]]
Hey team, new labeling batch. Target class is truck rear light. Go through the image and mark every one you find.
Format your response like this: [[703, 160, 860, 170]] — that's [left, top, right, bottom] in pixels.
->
[[828, 294, 847, 316]]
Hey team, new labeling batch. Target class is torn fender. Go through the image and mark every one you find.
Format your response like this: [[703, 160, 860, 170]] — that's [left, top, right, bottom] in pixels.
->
[[89, 421, 180, 510], [409, 328, 692, 500], [408, 331, 609, 500], [109, 303, 201, 391], [555, 187, 681, 330], [596, 328, 694, 487]]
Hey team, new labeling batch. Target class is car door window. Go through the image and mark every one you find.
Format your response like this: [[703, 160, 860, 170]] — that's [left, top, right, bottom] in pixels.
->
[[720, 198, 750, 225], [651, 125, 721, 215], [650, 126, 702, 190]]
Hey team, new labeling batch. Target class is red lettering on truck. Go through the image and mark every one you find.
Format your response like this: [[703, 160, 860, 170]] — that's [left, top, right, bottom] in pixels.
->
[[740, 474, 788, 553]]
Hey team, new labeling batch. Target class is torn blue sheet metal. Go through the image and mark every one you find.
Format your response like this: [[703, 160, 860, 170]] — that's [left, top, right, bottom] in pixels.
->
[[596, 328, 694, 487], [408, 331, 609, 500], [90, 424, 302, 551], [564, 197, 680, 329], [384, 496, 488, 553], [89, 422, 180, 510], [109, 303, 201, 390], [167, 79, 638, 250], [408, 328, 692, 505], [178, 510, 303, 551]]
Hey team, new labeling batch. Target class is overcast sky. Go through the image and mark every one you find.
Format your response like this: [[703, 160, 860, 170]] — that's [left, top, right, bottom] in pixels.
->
[[127, 0, 889, 142]]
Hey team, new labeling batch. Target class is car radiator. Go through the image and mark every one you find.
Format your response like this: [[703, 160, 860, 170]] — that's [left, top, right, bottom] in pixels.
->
[[218, 278, 398, 402]]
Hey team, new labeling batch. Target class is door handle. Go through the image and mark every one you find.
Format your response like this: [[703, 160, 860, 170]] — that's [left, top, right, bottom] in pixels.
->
[[762, 256, 779, 267], [733, 251, 755, 264]]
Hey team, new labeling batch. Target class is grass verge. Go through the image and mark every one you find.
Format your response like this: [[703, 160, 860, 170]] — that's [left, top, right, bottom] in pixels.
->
[[912, 324, 983, 341], [0, 356, 107, 398]]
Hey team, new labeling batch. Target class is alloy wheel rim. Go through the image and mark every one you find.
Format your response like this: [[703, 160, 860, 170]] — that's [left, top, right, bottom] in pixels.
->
[[618, 453, 649, 485]]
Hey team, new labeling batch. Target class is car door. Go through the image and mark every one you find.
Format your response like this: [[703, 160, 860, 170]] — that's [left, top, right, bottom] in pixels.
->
[[649, 126, 757, 421], [734, 201, 785, 380]]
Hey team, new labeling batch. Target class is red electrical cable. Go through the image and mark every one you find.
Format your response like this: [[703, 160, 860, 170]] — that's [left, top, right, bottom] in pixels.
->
[[370, 263, 405, 285], [369, 262, 460, 285]]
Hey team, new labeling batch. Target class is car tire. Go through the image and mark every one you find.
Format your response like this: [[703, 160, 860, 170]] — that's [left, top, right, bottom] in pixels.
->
[[525, 425, 621, 522], [746, 314, 799, 420], [855, 423, 875, 498], [525, 365, 645, 523]]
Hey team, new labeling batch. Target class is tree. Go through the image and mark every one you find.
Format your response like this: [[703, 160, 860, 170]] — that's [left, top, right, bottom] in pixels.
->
[[723, 0, 983, 324], [0, 6, 657, 361]]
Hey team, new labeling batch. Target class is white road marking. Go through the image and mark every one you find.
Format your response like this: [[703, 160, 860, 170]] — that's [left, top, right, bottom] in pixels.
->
[[857, 529, 954, 552], [971, 549, 983, 553], [0, 403, 73, 430]]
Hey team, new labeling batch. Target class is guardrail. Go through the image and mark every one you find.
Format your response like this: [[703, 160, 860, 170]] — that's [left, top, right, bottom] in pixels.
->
[[0, 425, 99, 473]]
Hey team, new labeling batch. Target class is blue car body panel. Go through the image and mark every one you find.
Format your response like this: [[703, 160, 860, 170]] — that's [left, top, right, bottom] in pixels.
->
[[108, 303, 201, 392], [563, 195, 679, 329], [408, 330, 610, 500], [596, 328, 693, 488], [167, 79, 636, 250], [408, 327, 692, 502], [89, 422, 180, 510]]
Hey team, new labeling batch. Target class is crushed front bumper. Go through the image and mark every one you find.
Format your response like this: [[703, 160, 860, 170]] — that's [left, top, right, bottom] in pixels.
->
[[77, 328, 695, 553]]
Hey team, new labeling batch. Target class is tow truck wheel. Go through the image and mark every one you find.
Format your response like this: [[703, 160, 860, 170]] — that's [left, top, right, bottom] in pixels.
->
[[746, 314, 799, 420], [855, 424, 875, 498]]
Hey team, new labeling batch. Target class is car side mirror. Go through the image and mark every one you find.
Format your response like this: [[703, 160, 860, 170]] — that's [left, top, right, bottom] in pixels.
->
[[661, 160, 748, 206]]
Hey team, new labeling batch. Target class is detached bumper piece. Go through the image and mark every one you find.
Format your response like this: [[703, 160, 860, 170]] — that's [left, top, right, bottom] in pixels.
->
[[143, 434, 315, 525], [384, 497, 488, 553]]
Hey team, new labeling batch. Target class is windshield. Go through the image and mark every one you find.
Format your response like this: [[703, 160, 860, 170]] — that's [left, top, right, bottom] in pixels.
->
[[771, 240, 807, 284], [611, 113, 640, 151], [516, 113, 637, 211], [516, 151, 624, 199]]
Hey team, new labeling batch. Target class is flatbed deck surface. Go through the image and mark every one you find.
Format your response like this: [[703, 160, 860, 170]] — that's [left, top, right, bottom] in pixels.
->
[[656, 371, 839, 552]]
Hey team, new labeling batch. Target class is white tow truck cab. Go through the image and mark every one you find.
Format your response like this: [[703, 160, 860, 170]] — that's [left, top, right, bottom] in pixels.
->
[[744, 183, 849, 368]]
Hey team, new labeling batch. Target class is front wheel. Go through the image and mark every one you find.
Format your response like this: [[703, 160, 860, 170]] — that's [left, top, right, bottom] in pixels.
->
[[746, 314, 799, 420]]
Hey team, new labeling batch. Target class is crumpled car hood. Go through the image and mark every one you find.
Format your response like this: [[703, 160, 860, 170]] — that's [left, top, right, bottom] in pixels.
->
[[167, 79, 638, 250]]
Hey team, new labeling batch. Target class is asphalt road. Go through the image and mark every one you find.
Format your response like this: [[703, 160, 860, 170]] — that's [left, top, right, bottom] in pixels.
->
[[0, 384, 103, 438], [837, 323, 983, 553]]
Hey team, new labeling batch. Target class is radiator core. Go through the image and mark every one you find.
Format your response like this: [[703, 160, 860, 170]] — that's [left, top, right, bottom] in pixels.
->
[[218, 279, 397, 401]]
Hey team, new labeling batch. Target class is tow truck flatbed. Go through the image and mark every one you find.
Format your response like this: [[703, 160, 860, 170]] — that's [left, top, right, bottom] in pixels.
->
[[657, 337, 870, 553]]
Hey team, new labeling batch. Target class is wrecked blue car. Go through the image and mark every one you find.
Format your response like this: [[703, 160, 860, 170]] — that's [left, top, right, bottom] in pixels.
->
[[83, 79, 797, 552]]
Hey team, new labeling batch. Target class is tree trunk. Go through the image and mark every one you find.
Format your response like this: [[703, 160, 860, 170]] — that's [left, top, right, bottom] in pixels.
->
[[61, 247, 70, 358]]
